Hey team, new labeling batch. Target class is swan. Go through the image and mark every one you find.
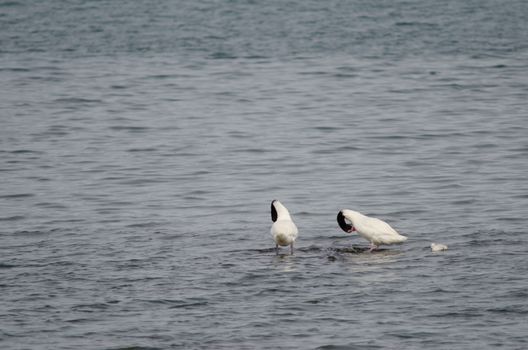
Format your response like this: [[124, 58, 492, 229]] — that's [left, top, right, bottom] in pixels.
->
[[337, 209, 407, 252], [431, 243, 448, 252], [270, 200, 298, 254]]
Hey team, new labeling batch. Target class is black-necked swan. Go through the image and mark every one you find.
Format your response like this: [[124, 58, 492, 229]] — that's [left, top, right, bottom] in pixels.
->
[[270, 200, 298, 255], [337, 209, 407, 252]]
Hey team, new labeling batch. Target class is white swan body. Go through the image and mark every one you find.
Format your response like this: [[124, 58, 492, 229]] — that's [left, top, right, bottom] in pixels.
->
[[270, 200, 298, 254], [431, 243, 448, 252], [337, 209, 407, 251]]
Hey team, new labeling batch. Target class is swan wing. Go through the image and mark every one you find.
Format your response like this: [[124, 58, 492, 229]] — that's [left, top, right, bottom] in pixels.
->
[[357, 216, 406, 244]]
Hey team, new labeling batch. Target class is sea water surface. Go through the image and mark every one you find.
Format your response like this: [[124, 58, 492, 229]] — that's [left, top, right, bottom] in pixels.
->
[[1, 1, 528, 349]]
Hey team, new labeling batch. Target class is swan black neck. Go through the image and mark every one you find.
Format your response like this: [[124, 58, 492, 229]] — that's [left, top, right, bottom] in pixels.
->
[[337, 211, 352, 232], [271, 200, 278, 222]]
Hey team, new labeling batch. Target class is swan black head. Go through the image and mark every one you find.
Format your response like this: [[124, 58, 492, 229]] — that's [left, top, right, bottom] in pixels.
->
[[337, 210, 353, 233], [271, 200, 278, 222]]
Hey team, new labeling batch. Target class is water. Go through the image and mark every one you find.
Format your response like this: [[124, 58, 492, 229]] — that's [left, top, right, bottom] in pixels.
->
[[1, 1, 528, 349]]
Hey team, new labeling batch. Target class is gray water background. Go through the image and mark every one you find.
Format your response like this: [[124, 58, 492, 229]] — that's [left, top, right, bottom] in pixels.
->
[[1, 1, 528, 349]]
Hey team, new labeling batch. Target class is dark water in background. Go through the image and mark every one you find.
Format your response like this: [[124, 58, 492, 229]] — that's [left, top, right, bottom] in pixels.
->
[[1, 0, 528, 349]]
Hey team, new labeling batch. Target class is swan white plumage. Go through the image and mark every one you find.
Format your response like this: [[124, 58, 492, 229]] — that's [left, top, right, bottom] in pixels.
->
[[431, 243, 448, 252], [270, 200, 298, 255], [337, 209, 407, 252]]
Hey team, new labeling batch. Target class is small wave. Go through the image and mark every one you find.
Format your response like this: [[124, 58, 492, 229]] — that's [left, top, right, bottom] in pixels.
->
[[65, 318, 93, 324], [253, 247, 278, 253], [9, 149, 43, 154], [316, 345, 378, 350], [0, 193, 34, 199], [333, 73, 357, 79], [395, 21, 436, 27], [169, 301, 208, 309], [209, 52, 237, 59], [429, 311, 484, 318], [240, 148, 270, 154], [145, 74, 178, 80], [332, 246, 370, 254], [0, 1, 22, 7], [125, 222, 162, 228], [0, 263, 17, 269], [0, 66, 29, 71], [71, 303, 112, 312], [487, 306, 527, 315], [53, 97, 102, 104], [108, 346, 163, 350], [298, 70, 329, 76], [243, 55, 270, 60], [137, 298, 208, 309], [12, 228, 58, 236], [35, 202, 68, 209], [126, 148, 158, 152], [313, 126, 340, 132], [253, 245, 378, 255], [0, 215, 25, 221], [109, 126, 150, 133], [336, 145, 363, 152]]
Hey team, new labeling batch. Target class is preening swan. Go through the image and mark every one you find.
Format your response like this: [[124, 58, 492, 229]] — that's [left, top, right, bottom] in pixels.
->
[[337, 209, 407, 252], [270, 200, 298, 255]]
